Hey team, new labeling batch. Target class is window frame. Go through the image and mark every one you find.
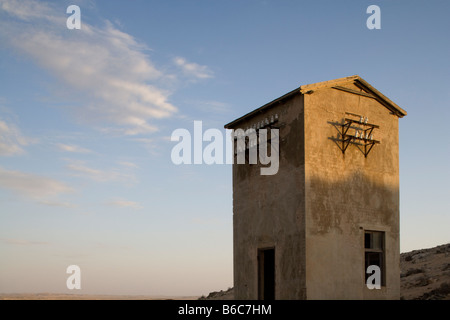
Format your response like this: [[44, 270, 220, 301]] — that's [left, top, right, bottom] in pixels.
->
[[364, 230, 386, 287]]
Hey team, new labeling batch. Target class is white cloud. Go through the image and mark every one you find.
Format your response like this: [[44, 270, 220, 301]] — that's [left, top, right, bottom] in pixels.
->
[[0, 0, 183, 135], [65, 160, 137, 184], [0, 0, 60, 23], [108, 199, 143, 210], [0, 166, 73, 199], [0, 118, 34, 156], [56, 143, 92, 154], [174, 57, 214, 80]]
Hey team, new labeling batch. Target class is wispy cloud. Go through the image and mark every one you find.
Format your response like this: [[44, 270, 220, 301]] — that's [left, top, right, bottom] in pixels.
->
[[117, 161, 139, 169], [108, 199, 143, 210], [56, 143, 92, 154], [0, 118, 34, 156], [0, 0, 185, 135], [1, 238, 49, 246], [129, 137, 162, 155], [131, 138, 154, 144], [37, 199, 76, 208], [174, 57, 214, 80], [65, 160, 137, 184], [0, 166, 73, 198], [0, 0, 60, 23]]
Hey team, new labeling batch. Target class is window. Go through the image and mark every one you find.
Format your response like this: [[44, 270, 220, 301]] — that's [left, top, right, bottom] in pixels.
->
[[364, 231, 385, 286]]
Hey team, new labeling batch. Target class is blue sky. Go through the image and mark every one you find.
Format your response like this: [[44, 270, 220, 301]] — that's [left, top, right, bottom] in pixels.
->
[[0, 0, 449, 296]]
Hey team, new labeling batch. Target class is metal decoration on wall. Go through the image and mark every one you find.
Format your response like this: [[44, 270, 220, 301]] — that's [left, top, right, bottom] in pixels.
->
[[336, 112, 380, 157]]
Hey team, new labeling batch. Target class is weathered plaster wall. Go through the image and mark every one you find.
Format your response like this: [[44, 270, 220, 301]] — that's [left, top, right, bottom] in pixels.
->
[[232, 94, 306, 300], [303, 84, 400, 299]]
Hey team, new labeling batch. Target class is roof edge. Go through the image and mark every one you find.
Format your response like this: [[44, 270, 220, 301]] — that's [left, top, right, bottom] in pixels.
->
[[354, 77, 407, 117], [299, 75, 361, 94], [224, 86, 301, 128], [224, 75, 406, 128]]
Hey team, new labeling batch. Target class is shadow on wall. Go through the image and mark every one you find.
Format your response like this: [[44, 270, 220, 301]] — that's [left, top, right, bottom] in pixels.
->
[[306, 170, 399, 236]]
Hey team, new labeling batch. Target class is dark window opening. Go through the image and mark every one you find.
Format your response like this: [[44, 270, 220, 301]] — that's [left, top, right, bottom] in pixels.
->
[[258, 248, 275, 300], [364, 231, 385, 286]]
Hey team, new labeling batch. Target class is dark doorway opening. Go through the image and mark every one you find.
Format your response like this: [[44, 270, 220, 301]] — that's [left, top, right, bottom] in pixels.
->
[[258, 248, 275, 300]]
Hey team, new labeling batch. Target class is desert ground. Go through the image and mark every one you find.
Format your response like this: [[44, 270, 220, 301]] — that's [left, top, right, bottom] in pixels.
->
[[0, 293, 199, 300], [201, 242, 450, 300], [2, 243, 449, 300]]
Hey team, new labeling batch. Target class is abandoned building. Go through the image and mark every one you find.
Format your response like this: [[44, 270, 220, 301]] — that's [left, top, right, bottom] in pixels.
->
[[224, 75, 407, 299]]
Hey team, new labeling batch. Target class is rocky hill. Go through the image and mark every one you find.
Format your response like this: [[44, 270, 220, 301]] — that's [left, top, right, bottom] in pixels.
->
[[201, 243, 450, 300], [199, 287, 234, 300], [400, 243, 450, 300]]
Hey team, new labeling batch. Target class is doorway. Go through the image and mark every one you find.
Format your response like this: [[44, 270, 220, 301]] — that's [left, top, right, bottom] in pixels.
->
[[258, 248, 275, 300]]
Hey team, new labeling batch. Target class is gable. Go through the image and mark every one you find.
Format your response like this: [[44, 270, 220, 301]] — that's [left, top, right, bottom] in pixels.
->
[[224, 75, 406, 129], [300, 75, 407, 118]]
